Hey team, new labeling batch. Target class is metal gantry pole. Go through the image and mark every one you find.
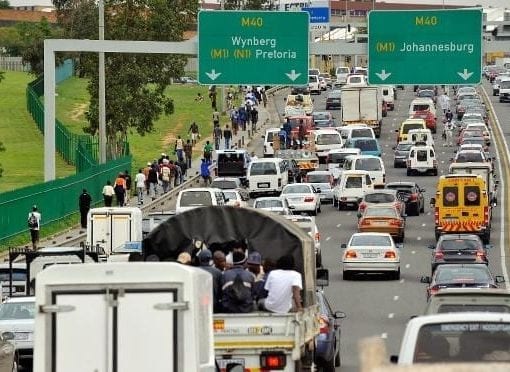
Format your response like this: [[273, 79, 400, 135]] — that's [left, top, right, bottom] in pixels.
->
[[99, 0, 107, 163]]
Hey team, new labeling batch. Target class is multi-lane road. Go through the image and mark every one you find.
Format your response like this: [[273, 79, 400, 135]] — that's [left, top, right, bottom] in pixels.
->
[[269, 83, 509, 371]]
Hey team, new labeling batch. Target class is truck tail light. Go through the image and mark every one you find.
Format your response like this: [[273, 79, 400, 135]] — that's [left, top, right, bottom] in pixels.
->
[[484, 206, 489, 225], [345, 250, 357, 259], [434, 207, 439, 225], [260, 352, 286, 370], [319, 315, 330, 334], [384, 251, 397, 259], [429, 287, 439, 297], [476, 250, 486, 259]]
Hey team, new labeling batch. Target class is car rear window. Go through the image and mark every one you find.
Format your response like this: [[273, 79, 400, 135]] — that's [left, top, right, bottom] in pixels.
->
[[255, 199, 283, 209], [439, 238, 481, 251], [345, 176, 362, 189], [438, 304, 510, 313], [464, 185, 481, 206], [355, 158, 382, 171], [317, 133, 341, 145], [364, 207, 398, 218], [307, 174, 330, 183], [266, 132, 275, 142], [350, 235, 392, 247], [210, 180, 237, 189], [442, 186, 458, 207], [417, 150, 428, 162], [250, 162, 277, 176], [179, 191, 212, 207], [365, 193, 395, 203], [351, 129, 373, 138], [403, 123, 425, 134]]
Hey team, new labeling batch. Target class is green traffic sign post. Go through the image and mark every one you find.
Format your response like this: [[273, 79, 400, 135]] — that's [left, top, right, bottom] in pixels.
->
[[368, 9, 482, 85], [198, 11, 309, 85]]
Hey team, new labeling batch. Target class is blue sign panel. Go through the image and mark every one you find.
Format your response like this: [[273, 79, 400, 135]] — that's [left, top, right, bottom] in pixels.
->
[[302, 7, 330, 23]]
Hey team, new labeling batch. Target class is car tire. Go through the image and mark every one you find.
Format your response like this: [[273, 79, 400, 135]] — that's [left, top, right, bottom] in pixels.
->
[[318, 203, 322, 213], [317, 357, 336, 372], [482, 230, 491, 244], [310, 209, 317, 216], [392, 268, 401, 280], [316, 253, 322, 268], [420, 203, 425, 213], [406, 169, 411, 176], [343, 271, 352, 280], [332, 196, 337, 207], [393, 162, 398, 168], [335, 350, 341, 367], [432, 169, 438, 176], [338, 202, 344, 211]]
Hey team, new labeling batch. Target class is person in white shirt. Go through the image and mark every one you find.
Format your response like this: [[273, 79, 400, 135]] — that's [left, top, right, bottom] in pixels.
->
[[27, 205, 41, 250], [260, 255, 303, 313], [134, 168, 146, 205]]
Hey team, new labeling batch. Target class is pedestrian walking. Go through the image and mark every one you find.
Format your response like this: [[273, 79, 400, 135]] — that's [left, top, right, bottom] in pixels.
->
[[134, 168, 146, 205], [184, 139, 193, 169], [160, 159, 171, 193], [203, 140, 213, 165], [188, 121, 200, 146], [223, 124, 232, 149], [176, 158, 187, 184], [445, 121, 454, 147], [213, 110, 220, 127], [148, 164, 159, 200], [445, 109, 453, 123], [200, 158, 211, 186], [114, 176, 126, 207], [175, 135, 184, 162], [102, 180, 114, 207], [124, 170, 132, 205], [27, 205, 41, 250], [438, 92, 450, 114], [213, 124, 222, 150], [143, 162, 151, 195], [250, 106, 259, 132], [78, 189, 92, 229]]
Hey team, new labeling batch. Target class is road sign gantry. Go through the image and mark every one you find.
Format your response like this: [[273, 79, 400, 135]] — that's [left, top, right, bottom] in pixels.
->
[[198, 11, 309, 86]]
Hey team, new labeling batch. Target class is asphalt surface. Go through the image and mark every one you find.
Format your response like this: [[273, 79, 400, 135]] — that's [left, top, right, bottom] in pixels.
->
[[271, 85, 507, 371]]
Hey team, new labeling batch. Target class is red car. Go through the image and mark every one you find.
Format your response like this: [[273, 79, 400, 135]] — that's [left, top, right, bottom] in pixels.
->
[[287, 115, 314, 138], [413, 111, 436, 133]]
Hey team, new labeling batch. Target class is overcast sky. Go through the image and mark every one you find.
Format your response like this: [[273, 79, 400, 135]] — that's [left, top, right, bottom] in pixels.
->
[[380, 0, 509, 8]]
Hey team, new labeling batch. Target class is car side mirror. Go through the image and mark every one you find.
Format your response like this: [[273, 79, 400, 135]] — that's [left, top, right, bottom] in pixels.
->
[[390, 355, 399, 364], [428, 244, 435, 249], [496, 276, 505, 284], [315, 188, 321, 194], [429, 197, 436, 207], [340, 243, 347, 249], [357, 212, 362, 218], [288, 205, 295, 210], [392, 146, 396, 150], [395, 129, 399, 132], [261, 135, 265, 139], [485, 244, 493, 250], [334, 311, 346, 319], [316, 268, 329, 287], [396, 243, 404, 249], [420, 276, 431, 284], [1, 332, 14, 341]]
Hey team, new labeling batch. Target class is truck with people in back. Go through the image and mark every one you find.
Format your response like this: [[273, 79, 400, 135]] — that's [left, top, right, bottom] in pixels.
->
[[340, 86, 383, 138]]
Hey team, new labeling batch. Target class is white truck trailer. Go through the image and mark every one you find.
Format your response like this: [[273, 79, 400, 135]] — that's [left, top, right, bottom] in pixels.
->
[[143, 206, 323, 371], [341, 86, 383, 138], [33, 262, 215, 372]]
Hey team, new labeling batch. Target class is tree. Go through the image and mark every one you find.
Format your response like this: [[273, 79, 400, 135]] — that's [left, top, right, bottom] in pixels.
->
[[223, 0, 265, 9], [0, 0, 10, 9], [0, 26, 23, 56], [52, 0, 199, 154]]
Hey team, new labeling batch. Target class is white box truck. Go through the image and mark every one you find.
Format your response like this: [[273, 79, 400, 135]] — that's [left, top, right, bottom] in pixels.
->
[[341, 86, 383, 138], [33, 262, 215, 372], [87, 207, 143, 258]]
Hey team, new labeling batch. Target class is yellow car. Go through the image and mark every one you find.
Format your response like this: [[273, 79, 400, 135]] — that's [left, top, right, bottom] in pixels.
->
[[396, 118, 426, 143]]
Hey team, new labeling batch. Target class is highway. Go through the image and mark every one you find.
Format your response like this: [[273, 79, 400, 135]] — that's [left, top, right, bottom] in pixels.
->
[[270, 85, 508, 371]]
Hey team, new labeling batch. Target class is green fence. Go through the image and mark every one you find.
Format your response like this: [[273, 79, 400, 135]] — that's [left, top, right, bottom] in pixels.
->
[[0, 155, 132, 243]]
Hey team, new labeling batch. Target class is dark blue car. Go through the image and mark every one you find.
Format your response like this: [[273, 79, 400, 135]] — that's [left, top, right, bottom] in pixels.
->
[[315, 289, 346, 371]]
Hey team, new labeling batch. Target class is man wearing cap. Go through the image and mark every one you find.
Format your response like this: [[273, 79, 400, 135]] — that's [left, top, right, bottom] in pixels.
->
[[246, 251, 264, 281], [198, 249, 223, 312], [221, 251, 255, 313], [27, 205, 41, 250]]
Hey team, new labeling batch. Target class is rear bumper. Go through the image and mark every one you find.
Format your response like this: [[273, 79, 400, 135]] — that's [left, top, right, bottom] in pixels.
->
[[343, 261, 400, 272]]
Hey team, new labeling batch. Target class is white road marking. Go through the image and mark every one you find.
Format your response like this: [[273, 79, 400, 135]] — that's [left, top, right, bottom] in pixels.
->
[[381, 333, 388, 339], [400, 279, 405, 284], [422, 223, 426, 227], [346, 212, 351, 216], [336, 223, 341, 227], [405, 264, 410, 269], [427, 212, 431, 216], [417, 236, 422, 241], [393, 295, 399, 301], [326, 236, 331, 241], [411, 250, 416, 254], [388, 313, 395, 319]]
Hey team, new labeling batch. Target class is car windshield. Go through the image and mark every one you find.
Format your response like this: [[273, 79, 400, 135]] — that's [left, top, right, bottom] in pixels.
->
[[386, 184, 414, 192], [329, 152, 355, 164], [353, 139, 377, 151], [223, 191, 237, 200], [365, 193, 395, 203], [350, 235, 392, 247], [250, 162, 277, 175], [413, 322, 510, 363], [355, 158, 382, 171], [0, 269, 26, 282], [396, 143, 413, 151], [307, 174, 330, 183], [317, 134, 341, 145], [456, 153, 484, 163], [349, 76, 362, 84], [351, 129, 373, 138], [210, 180, 237, 189], [462, 138, 484, 146], [0, 301, 35, 320], [283, 185, 311, 194], [255, 199, 283, 209], [403, 123, 425, 134], [364, 207, 398, 218], [501, 81, 510, 89], [313, 112, 330, 120], [266, 132, 275, 142], [439, 238, 481, 251], [435, 266, 491, 284], [179, 191, 212, 206]]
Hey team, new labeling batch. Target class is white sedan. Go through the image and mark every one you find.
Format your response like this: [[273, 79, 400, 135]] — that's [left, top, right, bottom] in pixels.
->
[[281, 183, 321, 216], [222, 189, 248, 208], [341, 232, 400, 280], [253, 197, 291, 215]]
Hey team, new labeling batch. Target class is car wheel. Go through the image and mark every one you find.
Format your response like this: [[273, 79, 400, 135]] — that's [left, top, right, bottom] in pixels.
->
[[393, 161, 398, 168], [338, 202, 344, 211], [420, 202, 425, 213], [343, 271, 352, 280], [310, 209, 317, 216], [399, 233, 405, 243], [335, 349, 341, 367], [332, 196, 338, 207], [482, 230, 491, 244], [413, 203, 420, 216], [406, 169, 411, 176], [317, 356, 336, 372], [317, 203, 321, 213], [392, 268, 401, 280]]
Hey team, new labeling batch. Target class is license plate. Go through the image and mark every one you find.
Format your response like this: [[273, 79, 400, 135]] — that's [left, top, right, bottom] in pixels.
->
[[417, 168, 428, 172], [289, 197, 302, 202], [332, 99, 340, 103], [14, 333, 29, 341], [216, 358, 245, 369], [371, 221, 387, 226], [258, 183, 270, 188], [363, 253, 380, 258]]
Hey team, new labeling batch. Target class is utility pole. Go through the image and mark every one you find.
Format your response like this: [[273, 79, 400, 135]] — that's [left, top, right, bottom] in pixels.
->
[[98, 0, 106, 163]]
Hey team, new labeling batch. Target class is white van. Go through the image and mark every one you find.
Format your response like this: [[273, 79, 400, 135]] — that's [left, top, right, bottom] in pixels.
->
[[335, 66, 350, 85], [409, 97, 436, 117], [313, 129, 344, 163], [327, 148, 361, 180], [343, 155, 386, 188], [407, 128, 435, 147], [308, 74, 321, 95], [333, 170, 374, 210], [345, 74, 367, 87], [262, 127, 281, 157], [381, 85, 395, 110], [247, 158, 289, 197], [338, 125, 375, 141], [407, 145, 437, 176], [176, 188, 226, 214]]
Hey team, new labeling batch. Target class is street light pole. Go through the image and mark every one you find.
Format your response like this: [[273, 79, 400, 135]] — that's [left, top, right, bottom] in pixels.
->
[[98, 0, 106, 163]]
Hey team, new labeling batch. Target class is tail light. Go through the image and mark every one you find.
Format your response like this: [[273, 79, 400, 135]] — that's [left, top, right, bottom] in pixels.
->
[[345, 250, 357, 259], [433, 160, 438, 168], [319, 314, 330, 334], [434, 207, 439, 225], [429, 287, 439, 296], [434, 251, 444, 260], [260, 352, 286, 370], [359, 219, 370, 226], [484, 206, 489, 225], [409, 193, 417, 201], [476, 250, 486, 259], [384, 251, 397, 259], [406, 159, 411, 167], [304, 196, 315, 202], [315, 232, 320, 242], [359, 203, 366, 213], [340, 197, 347, 201], [389, 219, 401, 226]]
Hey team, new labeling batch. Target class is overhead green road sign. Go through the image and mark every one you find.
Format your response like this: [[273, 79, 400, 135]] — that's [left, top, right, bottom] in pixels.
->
[[198, 11, 309, 85], [368, 9, 482, 85]]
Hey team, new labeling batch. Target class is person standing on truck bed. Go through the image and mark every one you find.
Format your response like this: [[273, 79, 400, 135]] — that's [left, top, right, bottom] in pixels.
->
[[198, 249, 223, 312], [221, 251, 255, 313], [78, 189, 92, 229], [259, 255, 303, 313], [213, 250, 226, 271], [27, 205, 41, 250]]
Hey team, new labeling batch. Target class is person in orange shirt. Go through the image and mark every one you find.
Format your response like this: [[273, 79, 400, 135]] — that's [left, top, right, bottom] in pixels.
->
[[114, 173, 127, 206]]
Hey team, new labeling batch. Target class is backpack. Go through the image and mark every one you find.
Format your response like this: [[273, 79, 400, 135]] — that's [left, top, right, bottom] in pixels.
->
[[229, 273, 252, 304], [28, 213, 38, 229]]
